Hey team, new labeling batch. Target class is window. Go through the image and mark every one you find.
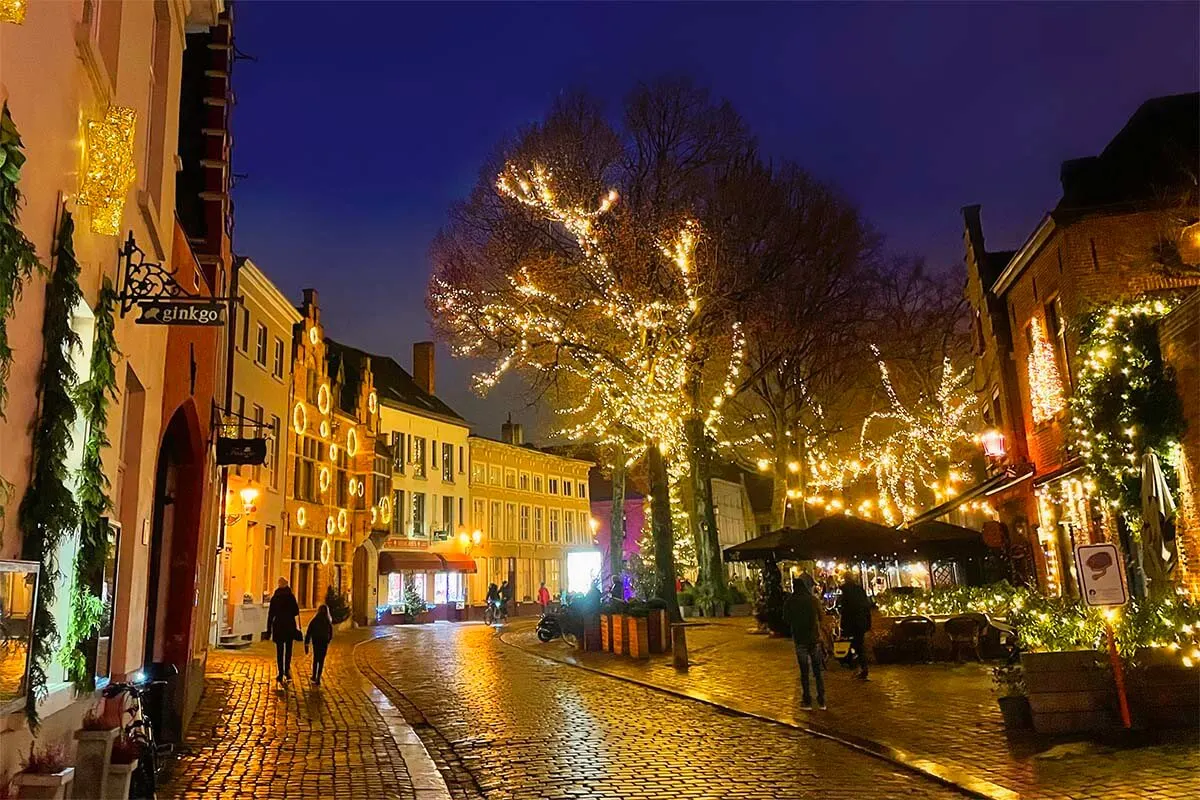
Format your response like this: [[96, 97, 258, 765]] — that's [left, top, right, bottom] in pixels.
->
[[392, 490, 405, 535], [239, 307, 250, 352], [442, 495, 454, 535], [269, 416, 281, 488], [549, 509, 561, 543], [990, 390, 1004, 430], [490, 501, 502, 540], [458, 446, 464, 473], [145, 0, 170, 209], [549, 478, 559, 495], [412, 437, 426, 478], [442, 442, 454, 481], [1045, 296, 1071, 389], [488, 466, 501, 486], [533, 507, 544, 542], [293, 434, 324, 503], [391, 432, 406, 474], [273, 338, 285, 379], [505, 503, 516, 542], [520, 506, 530, 541], [563, 481, 572, 497], [411, 493, 426, 536], [459, 497, 464, 528], [263, 525, 276, 601], [432, 441, 438, 468], [505, 470, 516, 489], [578, 482, 586, 499], [533, 475, 543, 493], [472, 462, 485, 484], [472, 499, 485, 531], [579, 511, 590, 542], [254, 323, 268, 365], [564, 512, 574, 544], [519, 472, 529, 491]]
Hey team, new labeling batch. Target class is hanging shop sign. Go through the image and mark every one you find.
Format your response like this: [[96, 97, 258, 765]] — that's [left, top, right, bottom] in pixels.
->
[[137, 300, 224, 326], [115, 232, 236, 325], [216, 437, 267, 466]]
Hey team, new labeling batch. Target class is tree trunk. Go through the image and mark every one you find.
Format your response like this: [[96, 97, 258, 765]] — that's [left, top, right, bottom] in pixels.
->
[[794, 428, 811, 529], [609, 449, 626, 590], [685, 416, 725, 608], [771, 417, 788, 529], [647, 442, 681, 622]]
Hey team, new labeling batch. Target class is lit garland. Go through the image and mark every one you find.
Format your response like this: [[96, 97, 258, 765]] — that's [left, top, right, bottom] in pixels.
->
[[1027, 315, 1065, 424], [77, 106, 137, 236], [0, 0, 25, 24]]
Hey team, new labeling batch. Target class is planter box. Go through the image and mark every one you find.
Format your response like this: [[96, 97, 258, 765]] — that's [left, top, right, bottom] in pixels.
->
[[727, 603, 753, 617], [14, 768, 75, 800], [582, 616, 602, 651], [1129, 648, 1200, 729], [612, 614, 630, 656], [997, 696, 1033, 730], [600, 614, 613, 652], [103, 761, 137, 800], [73, 728, 118, 800], [647, 609, 669, 654], [1022, 650, 1118, 735], [627, 616, 650, 659]]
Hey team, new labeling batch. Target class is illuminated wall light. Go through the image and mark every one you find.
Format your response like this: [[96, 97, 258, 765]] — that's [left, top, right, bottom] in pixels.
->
[[296, 506, 307, 528], [0, 0, 27, 24], [319, 466, 331, 493], [320, 539, 332, 565], [346, 427, 359, 456], [379, 495, 392, 524], [292, 403, 307, 435], [326, 516, 336, 535], [330, 443, 339, 460], [337, 508, 348, 533], [368, 391, 378, 413], [77, 106, 138, 235], [370, 507, 378, 525], [318, 384, 332, 415], [756, 459, 770, 472], [320, 420, 330, 438], [308, 326, 319, 345]]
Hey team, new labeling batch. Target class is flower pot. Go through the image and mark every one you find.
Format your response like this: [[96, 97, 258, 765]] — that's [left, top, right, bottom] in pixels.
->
[[646, 609, 669, 654], [600, 614, 613, 652], [14, 768, 75, 800], [628, 616, 650, 659], [103, 760, 137, 800], [997, 695, 1033, 730], [73, 728, 118, 799]]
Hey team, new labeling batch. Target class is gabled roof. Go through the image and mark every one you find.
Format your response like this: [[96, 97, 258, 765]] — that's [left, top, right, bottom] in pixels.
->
[[326, 339, 466, 423]]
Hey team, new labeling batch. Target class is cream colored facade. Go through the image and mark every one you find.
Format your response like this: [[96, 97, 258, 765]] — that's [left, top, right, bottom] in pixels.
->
[[467, 435, 595, 603], [221, 259, 301, 628]]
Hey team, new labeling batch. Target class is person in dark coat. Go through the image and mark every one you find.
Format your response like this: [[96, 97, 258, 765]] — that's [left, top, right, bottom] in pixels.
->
[[304, 604, 334, 685], [785, 575, 826, 709], [266, 577, 301, 683], [837, 575, 874, 679]]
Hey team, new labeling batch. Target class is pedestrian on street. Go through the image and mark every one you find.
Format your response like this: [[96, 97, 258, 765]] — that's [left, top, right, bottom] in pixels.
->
[[305, 603, 334, 686], [537, 581, 551, 612], [837, 575, 874, 680], [499, 580, 512, 618], [266, 577, 301, 684], [786, 575, 826, 710]]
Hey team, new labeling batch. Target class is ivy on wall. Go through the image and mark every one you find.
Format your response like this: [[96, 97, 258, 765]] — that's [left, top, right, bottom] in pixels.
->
[[18, 209, 84, 729], [61, 279, 120, 690]]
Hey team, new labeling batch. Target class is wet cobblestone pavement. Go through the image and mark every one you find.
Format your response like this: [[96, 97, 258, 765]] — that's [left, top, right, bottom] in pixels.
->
[[507, 617, 1200, 800], [162, 630, 415, 799], [358, 622, 963, 800]]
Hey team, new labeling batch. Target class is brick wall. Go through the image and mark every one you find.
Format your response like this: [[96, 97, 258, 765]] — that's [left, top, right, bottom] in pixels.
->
[[1159, 290, 1200, 599]]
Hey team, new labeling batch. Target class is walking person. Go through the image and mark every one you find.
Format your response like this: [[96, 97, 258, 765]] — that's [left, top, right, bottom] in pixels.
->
[[266, 577, 301, 684], [537, 581, 551, 613], [837, 574, 874, 680], [786, 575, 826, 710], [305, 603, 334, 686]]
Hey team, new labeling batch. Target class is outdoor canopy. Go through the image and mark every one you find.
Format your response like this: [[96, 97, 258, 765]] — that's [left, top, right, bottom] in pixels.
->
[[723, 515, 989, 563]]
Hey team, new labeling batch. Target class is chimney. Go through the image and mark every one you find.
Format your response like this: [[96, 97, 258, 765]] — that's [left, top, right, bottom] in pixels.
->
[[413, 341, 435, 395], [501, 414, 523, 445]]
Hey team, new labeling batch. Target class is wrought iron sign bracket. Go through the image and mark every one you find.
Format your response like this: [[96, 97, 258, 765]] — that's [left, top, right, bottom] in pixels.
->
[[116, 231, 239, 324]]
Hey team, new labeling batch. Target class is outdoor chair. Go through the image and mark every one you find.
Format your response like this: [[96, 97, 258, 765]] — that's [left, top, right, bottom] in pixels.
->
[[944, 613, 989, 662], [894, 615, 936, 663]]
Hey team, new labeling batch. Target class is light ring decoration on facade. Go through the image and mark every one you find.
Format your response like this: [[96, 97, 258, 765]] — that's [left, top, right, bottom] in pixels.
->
[[296, 506, 307, 529], [330, 443, 339, 461], [320, 420, 330, 438], [379, 495, 392, 524], [347, 477, 357, 496], [358, 480, 366, 497], [337, 508, 348, 533], [370, 507, 378, 525], [346, 427, 359, 457], [320, 539, 331, 565], [317, 383, 332, 415], [309, 326, 319, 345], [368, 390, 378, 414], [292, 402, 307, 435], [326, 516, 336, 535], [319, 466, 331, 493]]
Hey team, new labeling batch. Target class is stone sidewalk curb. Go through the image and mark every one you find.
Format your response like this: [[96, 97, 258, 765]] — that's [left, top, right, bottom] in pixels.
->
[[499, 627, 1019, 800], [354, 632, 452, 800]]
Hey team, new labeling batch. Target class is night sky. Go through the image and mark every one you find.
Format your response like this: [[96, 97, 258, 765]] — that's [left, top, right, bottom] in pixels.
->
[[231, 1, 1198, 437]]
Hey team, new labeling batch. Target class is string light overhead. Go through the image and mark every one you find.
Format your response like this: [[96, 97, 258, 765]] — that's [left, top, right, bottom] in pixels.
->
[[77, 106, 137, 235]]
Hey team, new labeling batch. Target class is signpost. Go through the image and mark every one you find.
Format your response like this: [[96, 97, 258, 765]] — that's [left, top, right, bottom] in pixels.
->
[[1074, 542, 1131, 728], [136, 300, 225, 326]]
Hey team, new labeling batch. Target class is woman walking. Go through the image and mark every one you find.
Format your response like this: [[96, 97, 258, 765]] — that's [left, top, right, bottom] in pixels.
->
[[266, 577, 301, 684], [305, 603, 334, 685]]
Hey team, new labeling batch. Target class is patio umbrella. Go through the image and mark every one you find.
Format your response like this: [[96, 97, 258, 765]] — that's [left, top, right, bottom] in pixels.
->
[[1140, 450, 1177, 593]]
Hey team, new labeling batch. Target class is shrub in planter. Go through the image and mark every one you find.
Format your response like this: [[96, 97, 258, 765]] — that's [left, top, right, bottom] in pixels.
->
[[991, 663, 1032, 730], [15, 744, 74, 800]]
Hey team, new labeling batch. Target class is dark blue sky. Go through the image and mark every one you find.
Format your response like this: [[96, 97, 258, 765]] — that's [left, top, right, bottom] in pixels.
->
[[231, 1, 1198, 436]]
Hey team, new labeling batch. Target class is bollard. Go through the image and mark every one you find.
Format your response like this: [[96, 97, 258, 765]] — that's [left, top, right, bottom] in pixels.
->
[[671, 622, 689, 670]]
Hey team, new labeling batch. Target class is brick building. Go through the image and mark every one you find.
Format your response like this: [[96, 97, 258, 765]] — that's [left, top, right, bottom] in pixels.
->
[[962, 92, 1200, 597]]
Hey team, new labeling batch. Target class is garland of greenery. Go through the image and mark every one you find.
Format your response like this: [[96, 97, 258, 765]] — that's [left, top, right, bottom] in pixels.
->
[[1068, 298, 1185, 516], [1, 103, 44, 527], [60, 279, 120, 690], [18, 209, 84, 729]]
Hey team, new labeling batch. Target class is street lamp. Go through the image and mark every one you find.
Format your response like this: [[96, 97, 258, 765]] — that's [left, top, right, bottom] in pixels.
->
[[981, 429, 1007, 459]]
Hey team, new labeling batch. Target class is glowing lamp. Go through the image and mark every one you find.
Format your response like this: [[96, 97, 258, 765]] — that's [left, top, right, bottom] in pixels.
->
[[239, 487, 259, 514], [472, 529, 483, 545], [458, 531, 470, 547], [1, 0, 27, 24], [981, 429, 1007, 459]]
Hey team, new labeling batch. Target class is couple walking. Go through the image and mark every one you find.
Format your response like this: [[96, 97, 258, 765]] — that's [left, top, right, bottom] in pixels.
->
[[266, 577, 335, 685], [785, 574, 872, 710]]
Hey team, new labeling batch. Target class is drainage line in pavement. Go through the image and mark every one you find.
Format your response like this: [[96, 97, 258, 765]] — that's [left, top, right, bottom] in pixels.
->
[[498, 630, 1019, 800]]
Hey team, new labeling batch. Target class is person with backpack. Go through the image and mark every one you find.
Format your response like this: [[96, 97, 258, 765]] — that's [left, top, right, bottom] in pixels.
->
[[785, 574, 826, 710], [305, 604, 335, 686], [266, 577, 301, 684]]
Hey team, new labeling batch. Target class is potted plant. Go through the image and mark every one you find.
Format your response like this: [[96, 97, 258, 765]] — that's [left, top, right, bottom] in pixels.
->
[[625, 602, 650, 659], [13, 744, 74, 800], [992, 662, 1032, 730], [103, 736, 139, 800], [677, 590, 696, 619], [645, 597, 670, 653], [72, 706, 118, 799]]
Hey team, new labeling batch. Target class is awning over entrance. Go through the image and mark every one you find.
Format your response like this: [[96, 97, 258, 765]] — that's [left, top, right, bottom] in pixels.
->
[[439, 553, 477, 573], [904, 464, 1035, 527], [378, 551, 443, 574]]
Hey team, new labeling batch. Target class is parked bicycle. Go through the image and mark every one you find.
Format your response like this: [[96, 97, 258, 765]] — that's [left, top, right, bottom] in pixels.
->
[[102, 667, 175, 799]]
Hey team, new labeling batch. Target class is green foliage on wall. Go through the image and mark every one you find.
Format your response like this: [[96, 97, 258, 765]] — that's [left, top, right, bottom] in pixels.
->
[[61, 279, 121, 690], [18, 209, 83, 728]]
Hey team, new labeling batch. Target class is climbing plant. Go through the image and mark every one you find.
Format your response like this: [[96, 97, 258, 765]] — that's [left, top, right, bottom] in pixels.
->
[[61, 279, 120, 690], [18, 209, 84, 728]]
